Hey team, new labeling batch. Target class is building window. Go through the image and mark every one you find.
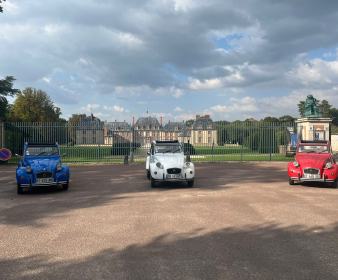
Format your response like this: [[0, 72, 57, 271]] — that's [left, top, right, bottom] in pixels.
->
[[93, 137, 96, 143], [208, 131, 211, 136], [83, 137, 86, 143], [199, 131, 201, 136], [127, 133, 129, 137], [208, 138, 211, 144], [93, 131, 96, 135], [83, 130, 86, 135], [147, 132, 150, 137], [122, 132, 125, 137], [153, 132, 155, 137], [199, 137, 202, 143]]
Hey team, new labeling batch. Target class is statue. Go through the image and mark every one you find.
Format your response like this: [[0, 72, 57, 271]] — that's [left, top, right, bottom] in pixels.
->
[[304, 95, 321, 117]]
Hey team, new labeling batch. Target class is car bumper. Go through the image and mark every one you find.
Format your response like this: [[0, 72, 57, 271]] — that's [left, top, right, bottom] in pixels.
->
[[290, 174, 335, 183], [21, 178, 68, 187]]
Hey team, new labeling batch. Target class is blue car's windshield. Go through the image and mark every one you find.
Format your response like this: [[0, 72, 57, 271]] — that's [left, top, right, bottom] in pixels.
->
[[26, 146, 59, 156]]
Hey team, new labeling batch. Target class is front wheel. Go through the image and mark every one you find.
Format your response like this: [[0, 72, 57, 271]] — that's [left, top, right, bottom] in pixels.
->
[[147, 169, 150, 180], [151, 176, 156, 188], [187, 179, 194, 187], [331, 179, 338, 189], [17, 183, 23, 194], [289, 177, 294, 185], [63, 181, 69, 191]]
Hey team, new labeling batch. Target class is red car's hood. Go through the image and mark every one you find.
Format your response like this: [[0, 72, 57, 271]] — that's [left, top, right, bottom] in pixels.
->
[[296, 154, 330, 168]]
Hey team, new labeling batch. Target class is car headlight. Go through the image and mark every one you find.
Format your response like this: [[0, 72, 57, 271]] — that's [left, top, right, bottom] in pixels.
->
[[326, 162, 332, 169], [56, 164, 62, 171], [186, 162, 190, 167], [156, 162, 161, 168], [25, 166, 32, 173], [293, 161, 299, 167]]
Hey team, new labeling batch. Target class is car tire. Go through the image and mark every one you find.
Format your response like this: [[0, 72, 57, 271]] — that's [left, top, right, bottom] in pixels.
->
[[63, 181, 69, 191], [17, 183, 23, 194], [147, 169, 150, 180], [151, 176, 156, 188], [289, 177, 294, 185], [331, 179, 338, 189], [187, 179, 194, 187]]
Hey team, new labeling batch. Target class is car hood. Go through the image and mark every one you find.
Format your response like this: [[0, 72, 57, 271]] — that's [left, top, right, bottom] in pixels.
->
[[155, 154, 185, 168], [296, 154, 330, 169], [24, 157, 59, 171]]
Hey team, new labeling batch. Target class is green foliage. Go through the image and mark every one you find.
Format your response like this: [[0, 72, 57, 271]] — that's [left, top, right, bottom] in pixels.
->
[[261, 116, 279, 122], [9, 88, 62, 122], [245, 132, 259, 151], [183, 142, 196, 155], [0, 76, 19, 117], [275, 130, 287, 146], [279, 115, 296, 123], [0, 0, 6, 13], [258, 128, 278, 154], [185, 119, 195, 126], [111, 142, 141, 156]]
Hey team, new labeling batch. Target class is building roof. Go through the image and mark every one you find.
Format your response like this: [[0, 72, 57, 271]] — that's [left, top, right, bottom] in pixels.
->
[[106, 122, 131, 133], [193, 116, 216, 130], [78, 114, 103, 129], [135, 117, 161, 127]]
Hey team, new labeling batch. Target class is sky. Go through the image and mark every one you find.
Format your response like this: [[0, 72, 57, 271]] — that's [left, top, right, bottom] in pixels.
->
[[1, 0, 338, 123]]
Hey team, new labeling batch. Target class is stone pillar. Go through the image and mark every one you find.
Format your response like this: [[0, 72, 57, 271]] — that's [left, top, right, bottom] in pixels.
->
[[296, 117, 332, 142]]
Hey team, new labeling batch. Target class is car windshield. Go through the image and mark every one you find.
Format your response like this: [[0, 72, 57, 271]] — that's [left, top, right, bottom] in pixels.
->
[[298, 145, 330, 154], [155, 144, 182, 153], [26, 146, 59, 156]]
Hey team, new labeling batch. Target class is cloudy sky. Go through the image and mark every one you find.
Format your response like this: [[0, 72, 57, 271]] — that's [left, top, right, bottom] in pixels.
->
[[1, 0, 338, 123]]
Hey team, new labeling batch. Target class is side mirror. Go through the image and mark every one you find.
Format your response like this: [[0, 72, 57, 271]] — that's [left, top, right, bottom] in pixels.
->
[[147, 152, 150, 156], [62, 153, 67, 157]]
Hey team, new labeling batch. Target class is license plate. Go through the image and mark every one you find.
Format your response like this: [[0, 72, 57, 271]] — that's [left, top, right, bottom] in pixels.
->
[[36, 178, 53, 183], [303, 174, 320, 179], [167, 174, 182, 179]]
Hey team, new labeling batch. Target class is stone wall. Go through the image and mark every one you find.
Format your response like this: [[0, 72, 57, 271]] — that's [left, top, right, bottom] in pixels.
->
[[332, 134, 338, 152]]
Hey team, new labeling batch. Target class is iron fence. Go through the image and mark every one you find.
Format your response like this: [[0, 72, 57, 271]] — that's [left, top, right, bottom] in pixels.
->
[[1, 121, 298, 164]]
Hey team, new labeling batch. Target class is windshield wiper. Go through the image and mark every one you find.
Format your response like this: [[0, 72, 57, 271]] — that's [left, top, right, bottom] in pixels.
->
[[163, 150, 173, 153], [35, 152, 46, 156], [48, 152, 59, 156]]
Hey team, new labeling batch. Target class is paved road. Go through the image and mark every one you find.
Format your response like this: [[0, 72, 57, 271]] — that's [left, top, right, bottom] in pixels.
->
[[1, 162, 338, 280]]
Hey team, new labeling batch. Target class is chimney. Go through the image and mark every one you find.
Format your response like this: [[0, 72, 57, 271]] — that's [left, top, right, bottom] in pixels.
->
[[115, 120, 116, 122], [124, 120, 125, 122], [205, 114, 210, 118], [169, 120, 170, 123], [183, 120, 184, 123], [161, 117, 162, 125], [91, 113, 93, 121], [133, 117, 135, 126], [79, 115, 82, 122], [196, 114, 200, 119]]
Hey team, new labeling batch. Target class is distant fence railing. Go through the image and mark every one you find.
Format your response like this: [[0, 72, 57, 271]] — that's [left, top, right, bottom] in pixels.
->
[[2, 121, 298, 164]]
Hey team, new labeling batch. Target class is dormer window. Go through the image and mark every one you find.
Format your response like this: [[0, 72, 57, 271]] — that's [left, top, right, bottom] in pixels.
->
[[198, 125, 202, 129]]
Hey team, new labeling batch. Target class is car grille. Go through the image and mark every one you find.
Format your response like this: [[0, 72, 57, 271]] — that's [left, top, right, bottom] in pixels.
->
[[303, 168, 320, 175], [167, 168, 181, 174], [35, 171, 53, 179]]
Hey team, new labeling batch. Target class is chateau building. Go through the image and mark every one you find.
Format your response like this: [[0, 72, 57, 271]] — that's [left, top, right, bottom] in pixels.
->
[[76, 114, 104, 145]]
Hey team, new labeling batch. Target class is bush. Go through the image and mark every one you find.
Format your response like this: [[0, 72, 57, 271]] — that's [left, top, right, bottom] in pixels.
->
[[245, 132, 259, 151], [111, 142, 141, 156], [183, 143, 196, 155], [68, 142, 74, 146], [258, 128, 278, 154]]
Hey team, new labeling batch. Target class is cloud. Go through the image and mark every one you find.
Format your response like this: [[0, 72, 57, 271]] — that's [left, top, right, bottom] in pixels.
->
[[103, 105, 129, 113], [79, 104, 100, 113], [174, 107, 183, 112]]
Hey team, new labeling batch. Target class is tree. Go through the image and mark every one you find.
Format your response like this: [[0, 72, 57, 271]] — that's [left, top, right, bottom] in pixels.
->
[[0, 76, 19, 116], [317, 100, 332, 117], [261, 116, 279, 122], [0, 0, 6, 13], [279, 115, 296, 123], [185, 119, 195, 126], [9, 88, 62, 122]]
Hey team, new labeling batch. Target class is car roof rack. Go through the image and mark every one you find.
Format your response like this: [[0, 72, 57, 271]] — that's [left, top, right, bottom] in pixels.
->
[[27, 141, 57, 146], [300, 140, 329, 145]]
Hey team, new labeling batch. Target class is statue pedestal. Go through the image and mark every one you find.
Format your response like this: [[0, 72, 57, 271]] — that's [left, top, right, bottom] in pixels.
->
[[296, 117, 332, 141]]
